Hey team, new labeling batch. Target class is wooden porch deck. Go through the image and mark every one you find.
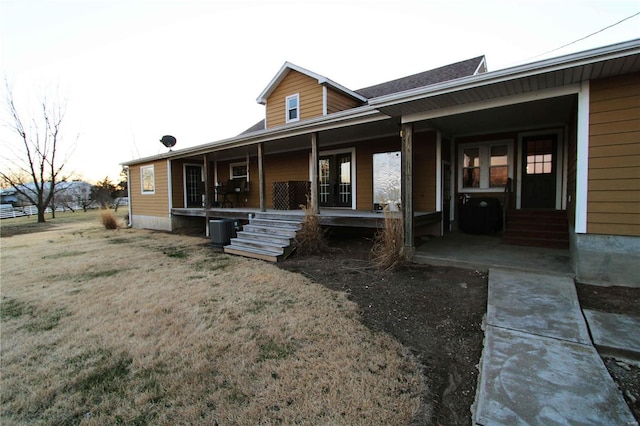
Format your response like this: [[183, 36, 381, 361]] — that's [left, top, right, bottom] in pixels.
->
[[172, 207, 442, 229]]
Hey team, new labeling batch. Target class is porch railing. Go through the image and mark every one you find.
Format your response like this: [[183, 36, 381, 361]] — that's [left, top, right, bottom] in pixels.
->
[[503, 177, 513, 232]]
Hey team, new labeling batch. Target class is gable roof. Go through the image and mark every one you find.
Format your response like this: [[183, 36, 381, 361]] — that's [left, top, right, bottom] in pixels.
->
[[355, 56, 486, 98], [256, 61, 368, 105], [243, 56, 486, 136]]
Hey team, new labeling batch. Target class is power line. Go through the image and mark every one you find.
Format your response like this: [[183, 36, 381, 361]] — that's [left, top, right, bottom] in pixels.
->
[[521, 11, 640, 62]]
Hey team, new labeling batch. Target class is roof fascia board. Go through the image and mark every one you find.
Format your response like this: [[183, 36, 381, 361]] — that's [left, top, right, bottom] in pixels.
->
[[317, 77, 368, 102], [256, 61, 366, 104], [371, 38, 640, 109], [401, 84, 580, 124], [122, 106, 387, 166], [473, 56, 487, 75]]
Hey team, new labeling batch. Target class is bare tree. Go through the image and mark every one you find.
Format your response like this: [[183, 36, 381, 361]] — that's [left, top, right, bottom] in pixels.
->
[[0, 82, 76, 222]]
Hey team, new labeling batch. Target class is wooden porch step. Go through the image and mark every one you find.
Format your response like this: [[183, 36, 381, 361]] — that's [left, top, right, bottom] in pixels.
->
[[223, 215, 302, 262], [247, 217, 302, 230], [227, 237, 287, 255], [223, 246, 284, 262], [242, 224, 298, 238], [234, 230, 293, 246]]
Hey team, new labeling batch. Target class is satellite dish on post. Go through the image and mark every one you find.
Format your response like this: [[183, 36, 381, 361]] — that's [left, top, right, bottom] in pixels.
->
[[160, 135, 177, 150]]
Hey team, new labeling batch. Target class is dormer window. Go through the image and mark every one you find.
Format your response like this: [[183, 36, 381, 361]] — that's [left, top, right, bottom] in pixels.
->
[[286, 93, 299, 123]]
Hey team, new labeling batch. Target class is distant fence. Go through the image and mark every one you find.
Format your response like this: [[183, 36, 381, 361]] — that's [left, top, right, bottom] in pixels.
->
[[0, 203, 118, 220], [0, 205, 40, 219]]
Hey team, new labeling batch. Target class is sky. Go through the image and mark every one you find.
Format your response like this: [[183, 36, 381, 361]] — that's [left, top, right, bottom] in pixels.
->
[[1, 0, 639, 184]]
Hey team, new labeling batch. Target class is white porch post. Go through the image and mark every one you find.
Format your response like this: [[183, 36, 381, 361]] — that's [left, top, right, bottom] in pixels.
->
[[576, 80, 590, 234], [401, 123, 415, 258]]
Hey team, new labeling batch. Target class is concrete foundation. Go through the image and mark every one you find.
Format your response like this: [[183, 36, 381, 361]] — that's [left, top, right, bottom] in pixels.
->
[[131, 214, 173, 232], [570, 227, 640, 287]]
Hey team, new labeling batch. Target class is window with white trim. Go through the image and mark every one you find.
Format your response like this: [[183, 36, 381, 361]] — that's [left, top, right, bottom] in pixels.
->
[[230, 162, 248, 181], [141, 165, 155, 194], [285, 93, 299, 123], [458, 141, 512, 191]]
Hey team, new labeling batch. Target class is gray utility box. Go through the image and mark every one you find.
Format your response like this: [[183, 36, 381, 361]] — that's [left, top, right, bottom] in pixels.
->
[[210, 219, 237, 247]]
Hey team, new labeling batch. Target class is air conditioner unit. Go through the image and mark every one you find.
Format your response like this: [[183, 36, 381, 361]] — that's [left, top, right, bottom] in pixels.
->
[[210, 219, 236, 247]]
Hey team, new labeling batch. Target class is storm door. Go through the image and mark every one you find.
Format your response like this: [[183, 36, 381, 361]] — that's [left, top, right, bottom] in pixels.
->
[[319, 153, 352, 207], [185, 165, 203, 208], [521, 135, 557, 208]]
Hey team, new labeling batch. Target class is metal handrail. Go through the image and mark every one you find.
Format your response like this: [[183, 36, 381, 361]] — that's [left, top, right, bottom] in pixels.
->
[[503, 177, 513, 231]]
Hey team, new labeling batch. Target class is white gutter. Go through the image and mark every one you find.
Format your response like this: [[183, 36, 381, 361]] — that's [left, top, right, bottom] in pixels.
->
[[369, 38, 640, 108]]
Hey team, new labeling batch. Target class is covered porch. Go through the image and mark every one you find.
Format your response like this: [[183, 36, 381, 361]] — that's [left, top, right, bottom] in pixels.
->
[[173, 206, 442, 230]]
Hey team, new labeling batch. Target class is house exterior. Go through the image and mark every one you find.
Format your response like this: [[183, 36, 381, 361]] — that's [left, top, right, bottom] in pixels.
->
[[122, 39, 640, 287]]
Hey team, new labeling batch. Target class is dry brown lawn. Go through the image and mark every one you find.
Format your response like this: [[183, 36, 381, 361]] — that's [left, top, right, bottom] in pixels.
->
[[0, 211, 427, 425]]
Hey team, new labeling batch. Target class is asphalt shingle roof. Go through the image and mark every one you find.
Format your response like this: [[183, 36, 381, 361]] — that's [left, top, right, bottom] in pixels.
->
[[355, 56, 486, 98]]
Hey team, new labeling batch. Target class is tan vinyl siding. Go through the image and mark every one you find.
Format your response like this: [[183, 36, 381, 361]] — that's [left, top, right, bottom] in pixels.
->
[[264, 151, 311, 208], [171, 160, 185, 208], [265, 71, 323, 128], [587, 72, 640, 236], [129, 160, 170, 217], [326, 88, 362, 114], [413, 131, 438, 212]]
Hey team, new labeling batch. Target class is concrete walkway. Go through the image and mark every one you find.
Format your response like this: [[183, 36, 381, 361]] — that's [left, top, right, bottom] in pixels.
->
[[414, 232, 573, 277], [473, 268, 636, 425]]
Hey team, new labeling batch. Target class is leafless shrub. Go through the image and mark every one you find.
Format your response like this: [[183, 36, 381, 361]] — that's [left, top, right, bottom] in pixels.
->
[[295, 196, 329, 255], [100, 209, 119, 230], [371, 208, 406, 271]]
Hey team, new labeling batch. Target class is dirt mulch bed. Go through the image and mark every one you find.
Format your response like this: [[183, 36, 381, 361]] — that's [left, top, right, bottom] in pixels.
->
[[279, 233, 640, 425], [279, 234, 488, 425]]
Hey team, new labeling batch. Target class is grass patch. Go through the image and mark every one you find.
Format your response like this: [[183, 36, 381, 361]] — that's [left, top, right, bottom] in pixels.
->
[[106, 237, 132, 245], [1, 297, 35, 320], [22, 306, 69, 332], [0, 212, 426, 424], [42, 250, 86, 259], [76, 269, 123, 282], [162, 246, 188, 259], [68, 352, 132, 396], [257, 338, 296, 362]]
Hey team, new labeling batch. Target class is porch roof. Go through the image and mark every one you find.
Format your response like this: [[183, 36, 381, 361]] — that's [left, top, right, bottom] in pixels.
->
[[121, 38, 640, 167], [370, 38, 640, 118]]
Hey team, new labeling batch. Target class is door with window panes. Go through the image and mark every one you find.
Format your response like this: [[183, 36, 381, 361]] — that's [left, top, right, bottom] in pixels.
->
[[521, 135, 556, 208], [185, 165, 203, 208], [319, 153, 352, 207]]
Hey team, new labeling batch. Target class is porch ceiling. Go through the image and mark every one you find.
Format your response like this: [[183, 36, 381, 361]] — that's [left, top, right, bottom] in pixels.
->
[[413, 94, 577, 136]]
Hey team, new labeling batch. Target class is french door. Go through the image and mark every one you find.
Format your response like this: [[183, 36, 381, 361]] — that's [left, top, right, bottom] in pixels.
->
[[185, 165, 203, 208], [319, 153, 352, 207]]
